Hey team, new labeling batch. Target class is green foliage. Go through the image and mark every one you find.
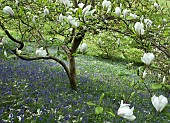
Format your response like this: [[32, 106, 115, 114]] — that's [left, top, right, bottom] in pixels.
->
[[95, 106, 103, 114], [106, 111, 115, 117], [99, 93, 105, 104], [152, 83, 163, 90]]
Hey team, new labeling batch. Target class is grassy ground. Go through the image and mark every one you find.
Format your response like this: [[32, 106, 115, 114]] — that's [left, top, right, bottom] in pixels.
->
[[0, 52, 170, 122]]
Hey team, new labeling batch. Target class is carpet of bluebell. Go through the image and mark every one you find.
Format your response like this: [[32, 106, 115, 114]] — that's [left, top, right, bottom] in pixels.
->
[[0, 54, 169, 123]]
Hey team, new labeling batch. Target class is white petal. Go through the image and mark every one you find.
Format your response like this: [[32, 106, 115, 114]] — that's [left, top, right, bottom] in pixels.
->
[[123, 114, 136, 121], [78, 3, 84, 8], [115, 7, 121, 16], [159, 95, 168, 112], [3, 6, 14, 16], [82, 5, 91, 15]]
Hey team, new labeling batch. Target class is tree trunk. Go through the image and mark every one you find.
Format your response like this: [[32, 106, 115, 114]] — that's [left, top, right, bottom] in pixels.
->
[[68, 54, 77, 90]]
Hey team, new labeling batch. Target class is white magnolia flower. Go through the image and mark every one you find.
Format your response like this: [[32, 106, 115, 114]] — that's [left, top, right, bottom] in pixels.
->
[[16, 48, 22, 55], [79, 43, 88, 53], [82, 5, 91, 15], [58, 13, 65, 22], [3, 6, 14, 16], [78, 3, 84, 9], [60, 0, 72, 7], [67, 15, 79, 27], [102, 0, 111, 9], [68, 28, 73, 32], [123, 9, 130, 18], [102, 0, 111, 13], [117, 100, 136, 121], [36, 47, 47, 57], [141, 53, 155, 65], [158, 74, 161, 78], [130, 13, 138, 19], [142, 70, 147, 78], [144, 19, 152, 28], [4, 50, 7, 57], [68, 8, 78, 13], [122, 9, 130, 18], [115, 7, 121, 17], [162, 76, 166, 83], [32, 15, 38, 24], [117, 38, 121, 46], [44, 6, 49, 15], [151, 95, 168, 112], [154, 2, 159, 9], [2, 37, 8, 44], [134, 22, 144, 35]]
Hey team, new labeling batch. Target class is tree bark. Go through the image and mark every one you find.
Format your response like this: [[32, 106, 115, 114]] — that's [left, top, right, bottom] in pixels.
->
[[68, 54, 77, 90]]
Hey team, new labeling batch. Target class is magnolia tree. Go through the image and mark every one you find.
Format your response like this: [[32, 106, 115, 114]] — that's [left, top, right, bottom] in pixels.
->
[[0, 0, 169, 91]]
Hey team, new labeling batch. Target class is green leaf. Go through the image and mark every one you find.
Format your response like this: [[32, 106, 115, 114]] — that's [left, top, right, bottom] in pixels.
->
[[87, 101, 96, 106], [72, 53, 77, 56], [131, 92, 135, 97], [95, 106, 103, 114], [130, 81, 135, 86], [151, 84, 162, 90], [164, 85, 170, 89], [106, 111, 115, 117], [165, 112, 170, 118], [99, 93, 105, 104]]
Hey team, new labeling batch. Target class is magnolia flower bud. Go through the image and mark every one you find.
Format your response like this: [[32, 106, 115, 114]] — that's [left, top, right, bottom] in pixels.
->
[[2, 37, 8, 44], [130, 13, 138, 19], [117, 100, 136, 121], [58, 13, 65, 23], [67, 15, 79, 27], [115, 7, 121, 17], [142, 70, 147, 79], [151, 95, 168, 112], [3, 6, 14, 16], [117, 38, 121, 46], [154, 2, 159, 9], [134, 22, 144, 35], [162, 76, 166, 83], [4, 50, 7, 57], [32, 15, 38, 24], [141, 53, 155, 65], [79, 43, 88, 53], [36, 47, 47, 57], [82, 5, 91, 15], [158, 74, 161, 78], [16, 48, 22, 55], [44, 6, 49, 15], [144, 19, 152, 28], [122, 9, 130, 18]]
